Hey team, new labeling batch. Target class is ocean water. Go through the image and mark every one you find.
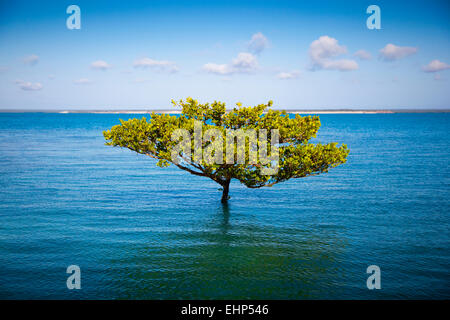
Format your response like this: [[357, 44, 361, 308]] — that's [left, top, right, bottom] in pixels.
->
[[0, 112, 449, 299]]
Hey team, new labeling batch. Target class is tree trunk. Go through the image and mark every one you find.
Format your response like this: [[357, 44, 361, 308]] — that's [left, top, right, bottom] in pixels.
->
[[221, 179, 231, 203]]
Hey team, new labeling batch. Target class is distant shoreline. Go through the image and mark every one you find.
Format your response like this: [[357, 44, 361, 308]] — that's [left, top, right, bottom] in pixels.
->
[[0, 109, 449, 114]]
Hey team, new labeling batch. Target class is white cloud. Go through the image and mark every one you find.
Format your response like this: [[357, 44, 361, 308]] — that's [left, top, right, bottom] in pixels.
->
[[310, 36, 347, 61], [231, 52, 258, 71], [276, 70, 300, 80], [379, 44, 417, 61], [320, 59, 359, 71], [15, 80, 43, 91], [247, 32, 269, 54], [202, 63, 232, 75], [133, 57, 179, 73], [354, 49, 372, 60], [90, 60, 111, 70], [23, 54, 39, 66], [74, 78, 93, 85], [309, 36, 358, 71], [203, 52, 258, 75], [422, 59, 450, 73]]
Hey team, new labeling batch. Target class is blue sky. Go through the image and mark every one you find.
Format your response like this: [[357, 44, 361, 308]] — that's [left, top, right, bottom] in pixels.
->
[[0, 0, 449, 110]]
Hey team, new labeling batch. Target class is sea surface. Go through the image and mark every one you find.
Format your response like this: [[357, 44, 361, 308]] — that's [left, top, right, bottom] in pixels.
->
[[0, 113, 449, 299]]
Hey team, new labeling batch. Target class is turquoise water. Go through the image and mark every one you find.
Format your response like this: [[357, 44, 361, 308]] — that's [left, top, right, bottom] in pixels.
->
[[0, 113, 449, 299]]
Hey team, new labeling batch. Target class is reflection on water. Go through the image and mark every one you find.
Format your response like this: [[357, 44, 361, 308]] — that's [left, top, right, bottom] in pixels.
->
[[109, 204, 346, 299], [218, 203, 230, 236]]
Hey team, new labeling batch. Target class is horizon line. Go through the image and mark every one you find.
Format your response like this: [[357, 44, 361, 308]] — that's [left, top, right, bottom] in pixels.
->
[[0, 108, 450, 114]]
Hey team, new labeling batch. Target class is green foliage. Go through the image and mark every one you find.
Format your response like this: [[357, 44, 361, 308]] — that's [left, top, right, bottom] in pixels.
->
[[103, 98, 349, 200]]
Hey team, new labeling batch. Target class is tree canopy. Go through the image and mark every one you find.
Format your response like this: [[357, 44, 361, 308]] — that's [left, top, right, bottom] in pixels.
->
[[103, 98, 349, 202]]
